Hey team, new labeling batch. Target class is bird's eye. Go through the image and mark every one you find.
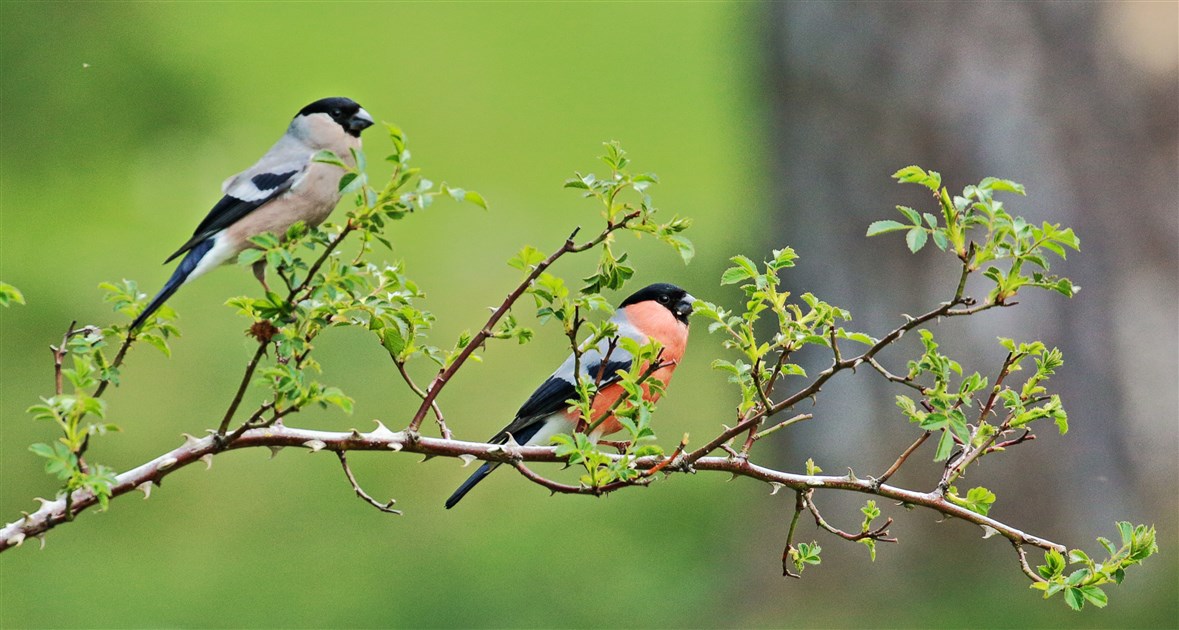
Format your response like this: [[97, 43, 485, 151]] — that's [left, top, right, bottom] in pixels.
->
[[657, 295, 670, 304], [331, 109, 342, 117]]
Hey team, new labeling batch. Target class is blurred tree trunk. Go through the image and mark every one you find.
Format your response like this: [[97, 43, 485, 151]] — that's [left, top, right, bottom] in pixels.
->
[[762, 2, 1177, 538]]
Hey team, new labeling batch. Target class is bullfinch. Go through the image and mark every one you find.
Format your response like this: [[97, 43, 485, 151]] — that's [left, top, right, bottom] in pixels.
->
[[445, 282, 696, 509], [129, 97, 374, 331]]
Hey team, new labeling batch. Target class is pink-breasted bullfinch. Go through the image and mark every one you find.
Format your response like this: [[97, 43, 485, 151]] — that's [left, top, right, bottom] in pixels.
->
[[445, 282, 695, 508], [130, 97, 374, 331]]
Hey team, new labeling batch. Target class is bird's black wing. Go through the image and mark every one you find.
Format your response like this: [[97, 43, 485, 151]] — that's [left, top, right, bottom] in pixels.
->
[[489, 356, 632, 444], [164, 168, 303, 263]]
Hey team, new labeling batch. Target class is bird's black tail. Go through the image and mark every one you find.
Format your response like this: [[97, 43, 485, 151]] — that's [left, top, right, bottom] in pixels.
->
[[130, 238, 215, 332], [445, 461, 498, 509]]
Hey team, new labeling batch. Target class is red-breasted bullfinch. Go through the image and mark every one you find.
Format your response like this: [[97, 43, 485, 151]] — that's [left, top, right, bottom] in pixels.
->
[[130, 97, 374, 331], [445, 282, 696, 508]]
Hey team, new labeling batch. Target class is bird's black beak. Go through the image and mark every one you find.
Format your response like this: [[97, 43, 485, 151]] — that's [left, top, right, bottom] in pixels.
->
[[674, 294, 696, 323], [348, 108, 374, 135]]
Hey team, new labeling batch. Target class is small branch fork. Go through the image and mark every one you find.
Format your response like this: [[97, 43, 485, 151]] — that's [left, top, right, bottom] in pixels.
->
[[801, 490, 897, 543], [336, 452, 400, 515], [0, 423, 1067, 561], [407, 211, 642, 432]]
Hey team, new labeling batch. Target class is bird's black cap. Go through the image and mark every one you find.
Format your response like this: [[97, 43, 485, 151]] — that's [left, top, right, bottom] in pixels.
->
[[297, 97, 373, 137], [619, 283, 695, 323]]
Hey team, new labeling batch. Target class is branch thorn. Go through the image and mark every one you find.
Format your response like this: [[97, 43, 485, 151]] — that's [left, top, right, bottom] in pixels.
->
[[303, 439, 327, 452], [369, 420, 397, 440]]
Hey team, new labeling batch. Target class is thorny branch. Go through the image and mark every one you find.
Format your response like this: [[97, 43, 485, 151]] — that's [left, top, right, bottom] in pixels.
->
[[11, 161, 1105, 598], [0, 423, 1067, 558]]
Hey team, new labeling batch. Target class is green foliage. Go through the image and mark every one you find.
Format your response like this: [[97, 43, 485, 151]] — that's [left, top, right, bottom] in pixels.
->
[[697, 247, 868, 415], [27, 325, 122, 510], [1032, 523, 1158, 611], [552, 401, 663, 488], [872, 167, 1080, 302], [946, 486, 997, 516], [0, 281, 25, 307], [789, 541, 822, 574], [565, 141, 694, 286], [860, 500, 882, 560]]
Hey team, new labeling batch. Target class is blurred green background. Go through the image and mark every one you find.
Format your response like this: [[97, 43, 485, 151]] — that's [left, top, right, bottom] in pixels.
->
[[2, 2, 1175, 628]]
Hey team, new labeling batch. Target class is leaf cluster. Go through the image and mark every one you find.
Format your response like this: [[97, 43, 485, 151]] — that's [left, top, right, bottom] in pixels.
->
[[1033, 522, 1158, 610], [868, 166, 1080, 302], [697, 248, 871, 415]]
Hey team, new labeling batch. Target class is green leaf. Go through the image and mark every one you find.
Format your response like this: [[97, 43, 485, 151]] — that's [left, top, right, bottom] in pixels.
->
[[837, 330, 877, 345], [0, 282, 25, 307], [1064, 587, 1085, 611], [964, 486, 996, 516], [1079, 586, 1107, 608], [979, 177, 1026, 195], [312, 150, 347, 168], [464, 190, 489, 210], [720, 256, 758, 285], [933, 430, 955, 461], [906, 228, 928, 253], [337, 172, 359, 192], [930, 229, 948, 251], [896, 205, 922, 225], [508, 246, 546, 272], [866, 220, 908, 236], [28, 443, 55, 459], [892, 166, 942, 191]]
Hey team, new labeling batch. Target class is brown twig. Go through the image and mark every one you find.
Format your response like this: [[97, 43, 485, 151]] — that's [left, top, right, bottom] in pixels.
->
[[215, 340, 269, 438], [986, 430, 1035, 454], [92, 329, 136, 398], [393, 360, 450, 439], [408, 212, 641, 432], [782, 491, 805, 578], [874, 431, 932, 488], [1014, 541, 1048, 583], [642, 433, 689, 477], [336, 452, 401, 515], [511, 461, 646, 496], [753, 413, 813, 442], [865, 357, 926, 393], [802, 491, 897, 543], [51, 321, 80, 396]]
